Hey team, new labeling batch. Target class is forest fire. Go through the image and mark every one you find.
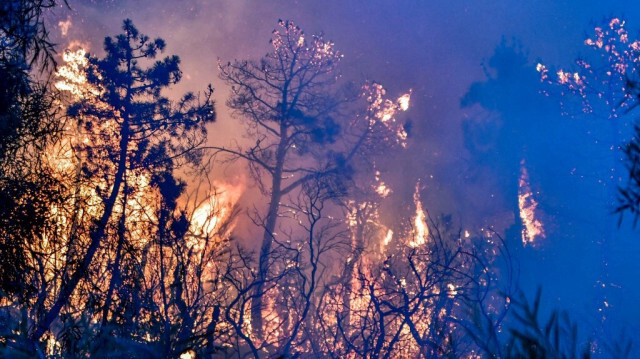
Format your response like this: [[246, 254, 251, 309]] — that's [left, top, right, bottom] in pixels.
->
[[4, 2, 640, 357]]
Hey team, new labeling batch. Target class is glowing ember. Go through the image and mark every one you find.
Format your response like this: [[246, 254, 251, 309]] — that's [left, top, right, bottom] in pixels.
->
[[376, 182, 391, 197], [557, 70, 570, 84], [518, 160, 545, 245], [409, 182, 428, 247], [58, 16, 72, 37], [536, 62, 549, 81]]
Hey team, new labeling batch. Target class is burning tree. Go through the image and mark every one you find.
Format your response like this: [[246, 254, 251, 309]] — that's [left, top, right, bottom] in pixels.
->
[[218, 178, 349, 357], [7, 19, 217, 356], [0, 13, 521, 359], [308, 185, 513, 358], [461, 42, 551, 247], [214, 20, 410, 340]]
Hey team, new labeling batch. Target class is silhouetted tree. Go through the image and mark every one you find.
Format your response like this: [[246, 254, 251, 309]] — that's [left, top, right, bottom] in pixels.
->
[[214, 20, 409, 339], [29, 19, 215, 346], [0, 0, 65, 311], [468, 288, 632, 359], [616, 74, 640, 223], [217, 177, 347, 357], [215, 20, 345, 339]]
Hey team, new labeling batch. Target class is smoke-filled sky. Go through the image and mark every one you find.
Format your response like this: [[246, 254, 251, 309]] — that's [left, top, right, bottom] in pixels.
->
[[47, 0, 640, 346]]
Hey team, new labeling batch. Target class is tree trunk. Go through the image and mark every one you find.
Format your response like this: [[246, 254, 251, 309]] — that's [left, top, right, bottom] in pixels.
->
[[250, 188, 282, 341], [30, 121, 130, 342], [97, 182, 127, 345], [340, 207, 365, 340], [250, 135, 287, 341]]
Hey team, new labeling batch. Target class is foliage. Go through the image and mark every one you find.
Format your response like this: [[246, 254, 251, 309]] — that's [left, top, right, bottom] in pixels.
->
[[0, 0, 68, 322], [494, 289, 632, 359], [0, 18, 218, 357]]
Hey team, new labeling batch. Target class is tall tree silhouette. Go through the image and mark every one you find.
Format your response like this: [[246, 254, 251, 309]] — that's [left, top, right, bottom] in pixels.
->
[[30, 19, 215, 342], [215, 20, 409, 338], [0, 0, 64, 303]]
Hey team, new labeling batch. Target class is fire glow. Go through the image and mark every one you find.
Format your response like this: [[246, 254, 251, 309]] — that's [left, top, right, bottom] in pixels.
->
[[190, 181, 244, 238], [409, 182, 429, 248], [518, 160, 545, 246]]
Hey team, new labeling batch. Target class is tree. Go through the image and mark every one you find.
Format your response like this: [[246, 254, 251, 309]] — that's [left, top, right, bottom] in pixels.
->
[[147, 176, 237, 358], [474, 288, 633, 359], [216, 21, 344, 338], [215, 20, 409, 339], [310, 193, 513, 358], [0, 0, 65, 301], [461, 41, 557, 247], [29, 19, 215, 344], [219, 178, 348, 357]]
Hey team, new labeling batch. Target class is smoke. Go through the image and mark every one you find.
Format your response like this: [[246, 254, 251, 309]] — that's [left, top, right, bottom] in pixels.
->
[[46, 0, 640, 342]]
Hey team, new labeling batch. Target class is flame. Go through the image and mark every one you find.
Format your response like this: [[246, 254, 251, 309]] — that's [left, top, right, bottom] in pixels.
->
[[179, 350, 196, 359], [55, 48, 95, 99], [383, 229, 393, 246], [398, 92, 411, 111], [190, 181, 244, 238], [363, 83, 411, 147], [518, 160, 545, 246], [409, 182, 428, 248]]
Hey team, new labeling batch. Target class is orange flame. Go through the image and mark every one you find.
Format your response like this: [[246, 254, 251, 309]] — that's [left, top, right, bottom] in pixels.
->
[[190, 181, 244, 238], [518, 160, 545, 246], [409, 182, 428, 248]]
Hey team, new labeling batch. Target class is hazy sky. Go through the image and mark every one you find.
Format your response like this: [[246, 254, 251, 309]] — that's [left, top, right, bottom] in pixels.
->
[[47, 0, 640, 346], [47, 0, 640, 210]]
